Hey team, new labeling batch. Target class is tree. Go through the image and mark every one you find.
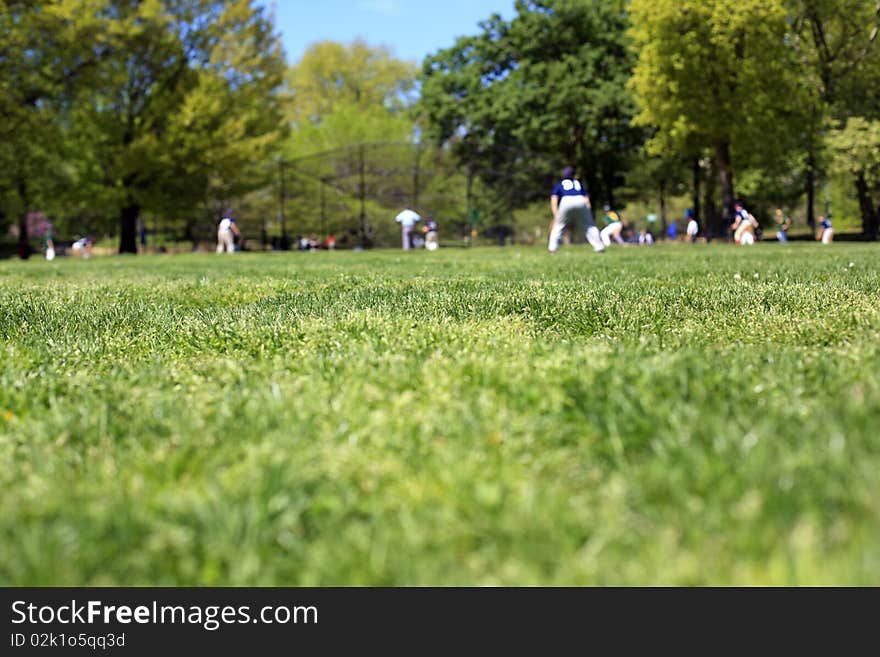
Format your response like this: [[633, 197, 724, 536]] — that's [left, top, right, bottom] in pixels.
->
[[159, 1, 287, 245], [629, 0, 805, 235], [76, 0, 285, 253], [281, 40, 419, 245], [621, 151, 690, 236], [827, 117, 880, 239], [787, 0, 880, 228], [287, 39, 417, 127], [0, 0, 106, 257], [419, 0, 639, 213]]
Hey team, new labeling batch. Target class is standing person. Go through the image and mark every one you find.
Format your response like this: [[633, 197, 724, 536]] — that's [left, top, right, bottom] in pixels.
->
[[44, 224, 56, 261], [667, 220, 677, 241], [774, 208, 792, 243], [395, 208, 421, 250], [599, 205, 625, 247], [424, 216, 439, 251], [137, 216, 147, 252], [71, 235, 93, 258], [216, 210, 240, 254], [816, 215, 833, 244], [732, 200, 758, 245], [548, 166, 604, 254], [685, 208, 699, 243]]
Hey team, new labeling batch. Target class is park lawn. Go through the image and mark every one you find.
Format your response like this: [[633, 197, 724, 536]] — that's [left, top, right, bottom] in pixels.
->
[[1, 243, 879, 585]]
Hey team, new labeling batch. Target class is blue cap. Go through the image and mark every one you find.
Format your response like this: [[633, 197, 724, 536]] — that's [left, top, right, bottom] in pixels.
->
[[685, 208, 694, 218], [562, 166, 574, 179]]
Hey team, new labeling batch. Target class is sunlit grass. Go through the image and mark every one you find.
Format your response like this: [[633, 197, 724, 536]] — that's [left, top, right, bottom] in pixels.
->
[[1, 243, 879, 585]]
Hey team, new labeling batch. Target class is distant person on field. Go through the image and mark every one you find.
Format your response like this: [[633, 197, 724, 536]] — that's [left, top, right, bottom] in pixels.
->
[[638, 228, 654, 245], [137, 216, 147, 252], [667, 220, 677, 241], [71, 235, 93, 258], [732, 200, 758, 245], [424, 216, 439, 251], [216, 211, 240, 254], [395, 208, 421, 250], [548, 166, 604, 254], [816, 215, 834, 244], [774, 208, 791, 243], [685, 208, 699, 242], [44, 224, 56, 261], [325, 234, 336, 250], [599, 205, 625, 247]]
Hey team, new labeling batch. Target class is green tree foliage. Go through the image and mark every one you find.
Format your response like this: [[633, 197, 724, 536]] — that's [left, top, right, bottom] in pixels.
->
[[418, 0, 639, 218], [0, 0, 106, 256], [629, 0, 805, 235], [74, 0, 286, 253], [827, 117, 880, 238], [280, 41, 420, 244], [6, 1, 879, 251], [787, 0, 880, 227], [287, 39, 416, 126], [789, 0, 880, 115], [283, 40, 418, 177]]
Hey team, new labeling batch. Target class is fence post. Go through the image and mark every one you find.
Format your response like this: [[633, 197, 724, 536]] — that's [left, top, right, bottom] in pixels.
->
[[278, 156, 287, 245], [320, 177, 326, 240], [412, 141, 421, 209], [359, 144, 366, 246], [466, 164, 474, 248]]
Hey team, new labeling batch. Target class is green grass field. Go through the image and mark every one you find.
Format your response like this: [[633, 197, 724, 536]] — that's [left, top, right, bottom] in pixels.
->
[[1, 244, 879, 585]]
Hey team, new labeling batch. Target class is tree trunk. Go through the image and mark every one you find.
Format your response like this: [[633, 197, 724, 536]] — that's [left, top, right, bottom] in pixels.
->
[[606, 178, 616, 210], [602, 154, 617, 210], [185, 218, 198, 251], [692, 157, 701, 224], [17, 176, 31, 259], [119, 203, 140, 254], [714, 139, 735, 240], [659, 179, 667, 237], [806, 150, 816, 232], [856, 172, 878, 241], [704, 157, 718, 241], [585, 170, 600, 210]]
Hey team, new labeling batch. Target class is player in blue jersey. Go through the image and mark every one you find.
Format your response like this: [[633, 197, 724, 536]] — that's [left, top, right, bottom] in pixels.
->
[[816, 215, 833, 244], [548, 166, 604, 254], [732, 200, 758, 245]]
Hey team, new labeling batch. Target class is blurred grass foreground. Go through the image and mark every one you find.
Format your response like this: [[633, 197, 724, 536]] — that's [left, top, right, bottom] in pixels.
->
[[1, 243, 879, 585]]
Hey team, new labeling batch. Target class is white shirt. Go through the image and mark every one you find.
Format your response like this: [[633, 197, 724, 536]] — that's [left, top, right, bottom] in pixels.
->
[[395, 209, 421, 228], [686, 219, 698, 235], [219, 217, 234, 232]]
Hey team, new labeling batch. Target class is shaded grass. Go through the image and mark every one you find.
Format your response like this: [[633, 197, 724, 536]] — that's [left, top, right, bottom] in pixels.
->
[[1, 243, 879, 585]]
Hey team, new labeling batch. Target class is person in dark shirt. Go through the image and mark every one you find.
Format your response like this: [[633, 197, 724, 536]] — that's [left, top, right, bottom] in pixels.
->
[[548, 166, 604, 254], [423, 217, 439, 251], [732, 200, 758, 245], [816, 216, 833, 244]]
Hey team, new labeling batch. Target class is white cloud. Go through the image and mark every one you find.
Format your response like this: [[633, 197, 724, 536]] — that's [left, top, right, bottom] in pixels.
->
[[358, 0, 400, 16]]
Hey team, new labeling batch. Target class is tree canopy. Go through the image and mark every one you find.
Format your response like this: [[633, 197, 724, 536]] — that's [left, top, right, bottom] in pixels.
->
[[419, 0, 639, 212]]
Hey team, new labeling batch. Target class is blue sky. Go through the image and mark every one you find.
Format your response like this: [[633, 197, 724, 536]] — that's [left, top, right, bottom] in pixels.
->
[[265, 0, 516, 64]]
